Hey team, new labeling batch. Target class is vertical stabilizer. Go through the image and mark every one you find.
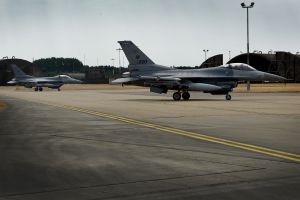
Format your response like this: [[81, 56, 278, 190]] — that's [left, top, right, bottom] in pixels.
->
[[10, 64, 32, 78], [118, 41, 155, 65]]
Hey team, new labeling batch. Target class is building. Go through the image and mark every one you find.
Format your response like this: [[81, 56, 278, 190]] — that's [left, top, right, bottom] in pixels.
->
[[199, 54, 223, 68]]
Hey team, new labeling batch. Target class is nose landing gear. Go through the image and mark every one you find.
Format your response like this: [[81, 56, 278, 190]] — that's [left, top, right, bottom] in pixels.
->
[[34, 87, 43, 92], [226, 94, 231, 100]]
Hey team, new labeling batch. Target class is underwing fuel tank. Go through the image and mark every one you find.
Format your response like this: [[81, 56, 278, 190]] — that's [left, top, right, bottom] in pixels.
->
[[186, 83, 222, 91]]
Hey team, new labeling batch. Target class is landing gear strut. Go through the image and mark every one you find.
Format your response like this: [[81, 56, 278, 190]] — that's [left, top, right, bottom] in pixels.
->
[[225, 94, 231, 100]]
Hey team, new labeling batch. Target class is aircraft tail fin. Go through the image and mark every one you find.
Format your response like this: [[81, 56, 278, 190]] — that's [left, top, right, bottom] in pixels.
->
[[10, 64, 32, 78], [118, 41, 155, 65]]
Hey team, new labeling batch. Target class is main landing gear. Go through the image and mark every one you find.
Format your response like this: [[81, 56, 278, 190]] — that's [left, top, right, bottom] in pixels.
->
[[172, 91, 191, 101], [34, 87, 43, 92], [173, 92, 181, 101]]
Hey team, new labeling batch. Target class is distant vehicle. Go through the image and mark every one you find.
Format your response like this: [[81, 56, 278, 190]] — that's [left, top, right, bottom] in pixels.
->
[[7, 64, 82, 91], [112, 41, 286, 100]]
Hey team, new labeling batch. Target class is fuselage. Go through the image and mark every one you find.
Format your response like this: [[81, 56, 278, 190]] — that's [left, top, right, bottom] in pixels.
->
[[10, 75, 82, 89], [124, 63, 285, 92]]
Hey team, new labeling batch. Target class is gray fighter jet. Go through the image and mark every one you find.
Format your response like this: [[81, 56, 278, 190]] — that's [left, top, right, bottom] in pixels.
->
[[112, 41, 286, 100], [7, 64, 82, 91]]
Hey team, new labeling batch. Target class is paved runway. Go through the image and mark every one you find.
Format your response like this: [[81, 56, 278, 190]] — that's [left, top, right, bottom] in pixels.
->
[[0, 89, 299, 199]]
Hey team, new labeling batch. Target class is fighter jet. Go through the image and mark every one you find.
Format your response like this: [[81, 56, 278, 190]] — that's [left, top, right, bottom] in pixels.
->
[[7, 64, 82, 91], [112, 41, 286, 100]]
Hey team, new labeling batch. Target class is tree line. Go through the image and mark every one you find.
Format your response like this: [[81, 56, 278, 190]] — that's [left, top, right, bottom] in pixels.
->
[[33, 57, 88, 76]]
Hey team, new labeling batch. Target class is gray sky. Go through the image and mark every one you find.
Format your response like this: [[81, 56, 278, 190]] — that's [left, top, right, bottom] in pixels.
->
[[1, 0, 299, 66]]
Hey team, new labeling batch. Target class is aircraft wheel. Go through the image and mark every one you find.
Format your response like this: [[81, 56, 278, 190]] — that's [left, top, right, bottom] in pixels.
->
[[182, 91, 190, 100], [173, 92, 181, 101], [226, 94, 231, 100], [38, 87, 43, 92], [34, 87, 38, 92], [58, 88, 61, 91]]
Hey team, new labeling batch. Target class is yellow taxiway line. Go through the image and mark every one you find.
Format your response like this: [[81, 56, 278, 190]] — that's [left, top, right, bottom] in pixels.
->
[[49, 103, 300, 163], [2, 95, 300, 163]]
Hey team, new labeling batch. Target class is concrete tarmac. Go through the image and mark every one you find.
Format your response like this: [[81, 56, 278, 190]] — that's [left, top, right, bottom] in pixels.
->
[[0, 89, 299, 199]]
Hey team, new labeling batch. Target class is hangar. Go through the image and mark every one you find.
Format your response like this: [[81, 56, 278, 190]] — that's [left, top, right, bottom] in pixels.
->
[[199, 54, 223, 68], [227, 52, 300, 82]]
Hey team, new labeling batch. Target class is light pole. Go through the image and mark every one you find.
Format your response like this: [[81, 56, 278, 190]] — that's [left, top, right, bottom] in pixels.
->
[[111, 58, 115, 67], [203, 49, 209, 61], [228, 51, 231, 60], [241, 2, 255, 91], [122, 55, 125, 67]]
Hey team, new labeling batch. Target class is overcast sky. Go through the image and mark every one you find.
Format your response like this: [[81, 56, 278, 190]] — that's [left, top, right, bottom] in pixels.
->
[[1, 0, 299, 66]]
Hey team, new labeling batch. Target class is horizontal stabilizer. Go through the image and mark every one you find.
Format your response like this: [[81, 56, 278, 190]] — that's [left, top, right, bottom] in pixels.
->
[[7, 80, 17, 85]]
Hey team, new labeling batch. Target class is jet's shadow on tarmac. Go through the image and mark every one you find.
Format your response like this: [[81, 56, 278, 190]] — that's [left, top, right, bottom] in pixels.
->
[[122, 98, 234, 102]]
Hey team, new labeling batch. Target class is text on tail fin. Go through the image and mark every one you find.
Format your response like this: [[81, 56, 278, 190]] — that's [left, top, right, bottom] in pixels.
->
[[118, 41, 155, 65]]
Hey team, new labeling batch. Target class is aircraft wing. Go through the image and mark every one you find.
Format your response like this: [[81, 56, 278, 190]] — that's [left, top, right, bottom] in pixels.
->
[[17, 79, 38, 87], [139, 76, 181, 81], [111, 76, 180, 84], [111, 77, 139, 84]]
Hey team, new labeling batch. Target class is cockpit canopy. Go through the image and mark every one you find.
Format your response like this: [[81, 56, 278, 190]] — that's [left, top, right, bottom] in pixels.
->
[[54, 75, 72, 79], [221, 63, 256, 71]]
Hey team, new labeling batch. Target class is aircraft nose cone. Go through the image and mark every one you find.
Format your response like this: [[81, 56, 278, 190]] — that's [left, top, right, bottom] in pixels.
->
[[67, 78, 83, 84], [74, 79, 83, 83], [264, 73, 286, 81]]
